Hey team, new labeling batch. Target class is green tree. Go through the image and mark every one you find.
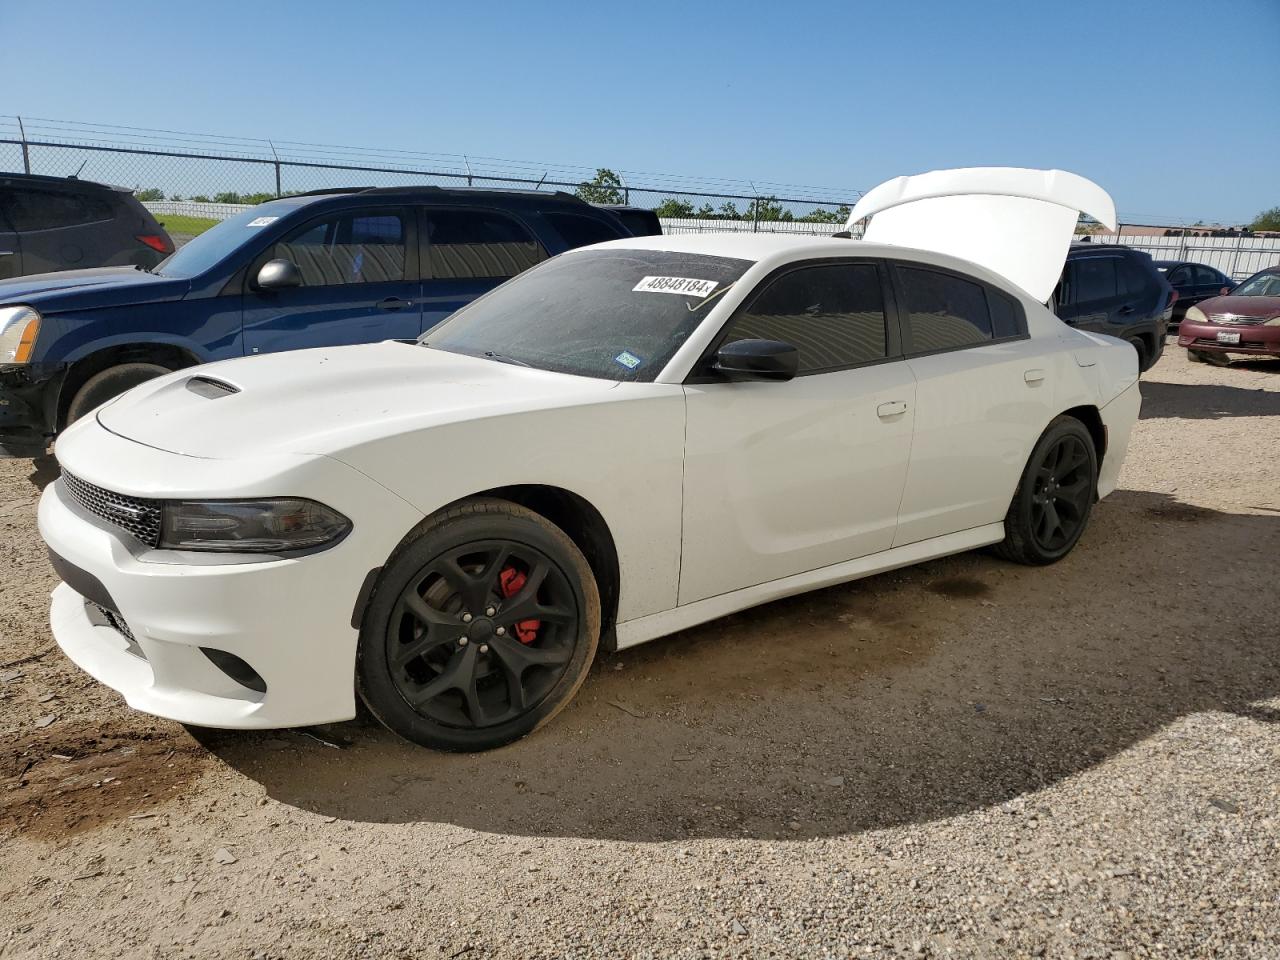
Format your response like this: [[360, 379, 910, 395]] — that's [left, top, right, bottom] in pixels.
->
[[135, 187, 165, 202], [575, 168, 625, 205], [797, 204, 851, 224], [653, 197, 695, 218], [1250, 206, 1280, 231], [168, 194, 184, 202], [213, 191, 242, 204], [190, 195, 211, 203], [745, 197, 787, 222]]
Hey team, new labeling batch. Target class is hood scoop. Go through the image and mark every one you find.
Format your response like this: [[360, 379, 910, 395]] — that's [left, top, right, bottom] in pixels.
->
[[185, 375, 240, 399]]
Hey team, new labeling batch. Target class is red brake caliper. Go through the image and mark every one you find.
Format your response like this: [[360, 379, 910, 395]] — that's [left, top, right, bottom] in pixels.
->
[[498, 567, 540, 645]]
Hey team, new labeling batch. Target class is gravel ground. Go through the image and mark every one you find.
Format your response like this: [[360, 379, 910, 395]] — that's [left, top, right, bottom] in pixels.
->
[[1, 346, 1278, 959]]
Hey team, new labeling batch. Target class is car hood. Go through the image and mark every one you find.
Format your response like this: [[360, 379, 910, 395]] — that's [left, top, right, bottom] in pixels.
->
[[95, 341, 620, 460], [1193, 294, 1280, 320], [0, 267, 189, 312]]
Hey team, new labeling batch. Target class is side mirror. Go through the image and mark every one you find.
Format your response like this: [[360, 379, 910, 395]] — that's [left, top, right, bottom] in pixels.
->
[[713, 339, 799, 382], [255, 258, 302, 290]]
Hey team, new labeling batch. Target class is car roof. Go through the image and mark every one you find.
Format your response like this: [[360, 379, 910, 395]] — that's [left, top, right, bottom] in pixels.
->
[[289, 185, 605, 212], [0, 172, 130, 194]]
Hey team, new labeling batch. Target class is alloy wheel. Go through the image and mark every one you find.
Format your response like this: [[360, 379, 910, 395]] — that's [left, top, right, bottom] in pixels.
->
[[1030, 435, 1092, 552]]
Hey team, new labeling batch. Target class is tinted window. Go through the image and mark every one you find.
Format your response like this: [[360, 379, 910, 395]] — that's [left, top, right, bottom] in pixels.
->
[[1167, 266, 1190, 285], [423, 249, 750, 382], [899, 267, 992, 352], [610, 209, 662, 237], [1118, 258, 1149, 297], [1192, 265, 1221, 285], [988, 290, 1023, 339], [1073, 258, 1118, 302], [274, 211, 406, 286], [722, 263, 887, 373], [2, 187, 114, 231], [544, 212, 625, 250], [424, 209, 546, 279]]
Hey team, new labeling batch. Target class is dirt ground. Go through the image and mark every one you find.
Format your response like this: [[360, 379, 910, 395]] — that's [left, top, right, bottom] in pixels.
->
[[1, 346, 1278, 959]]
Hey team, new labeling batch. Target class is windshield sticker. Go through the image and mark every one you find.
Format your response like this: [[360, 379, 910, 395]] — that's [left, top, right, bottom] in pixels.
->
[[614, 350, 643, 370], [246, 216, 279, 227], [633, 275, 718, 297]]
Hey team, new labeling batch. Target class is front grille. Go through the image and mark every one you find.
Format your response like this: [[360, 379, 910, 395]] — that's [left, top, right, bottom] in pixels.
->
[[62, 471, 163, 547], [91, 602, 136, 643], [1208, 313, 1266, 325]]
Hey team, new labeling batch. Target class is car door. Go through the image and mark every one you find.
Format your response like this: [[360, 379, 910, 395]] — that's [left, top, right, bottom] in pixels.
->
[[242, 206, 421, 355], [679, 260, 915, 605], [891, 263, 1055, 546], [1167, 264, 1193, 304], [418, 207, 548, 334], [1193, 264, 1228, 303]]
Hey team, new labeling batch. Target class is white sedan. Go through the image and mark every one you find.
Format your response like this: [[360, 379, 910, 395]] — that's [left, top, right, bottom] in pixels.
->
[[38, 167, 1140, 751]]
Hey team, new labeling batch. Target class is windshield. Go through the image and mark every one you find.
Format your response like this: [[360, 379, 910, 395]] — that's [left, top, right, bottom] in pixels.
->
[[1230, 272, 1280, 297], [154, 201, 298, 278], [421, 248, 752, 381]]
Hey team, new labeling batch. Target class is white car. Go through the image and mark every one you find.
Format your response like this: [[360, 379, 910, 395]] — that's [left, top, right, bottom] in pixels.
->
[[38, 167, 1139, 752]]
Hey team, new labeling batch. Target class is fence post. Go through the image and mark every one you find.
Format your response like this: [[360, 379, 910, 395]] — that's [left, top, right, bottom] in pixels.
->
[[1229, 232, 1245, 279], [268, 141, 282, 197], [17, 116, 31, 174]]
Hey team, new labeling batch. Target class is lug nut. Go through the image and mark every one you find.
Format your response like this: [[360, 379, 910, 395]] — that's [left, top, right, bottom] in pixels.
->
[[479, 644, 489, 654], [495, 626, 506, 636], [461, 612, 473, 623], [485, 606, 496, 616], [458, 637, 469, 647]]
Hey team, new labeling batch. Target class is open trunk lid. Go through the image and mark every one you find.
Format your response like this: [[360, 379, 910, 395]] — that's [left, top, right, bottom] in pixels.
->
[[847, 167, 1117, 303]]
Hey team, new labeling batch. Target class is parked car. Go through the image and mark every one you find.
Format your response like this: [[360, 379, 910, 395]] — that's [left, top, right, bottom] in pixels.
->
[[1050, 243, 1175, 372], [1154, 259, 1234, 319], [0, 187, 637, 456], [1177, 265, 1280, 363], [38, 167, 1140, 752], [0, 173, 172, 280]]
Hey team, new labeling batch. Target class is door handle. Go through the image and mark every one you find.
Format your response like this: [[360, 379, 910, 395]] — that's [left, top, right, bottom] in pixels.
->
[[876, 400, 908, 418], [376, 297, 413, 311], [1118, 304, 1135, 315], [1024, 368, 1046, 384]]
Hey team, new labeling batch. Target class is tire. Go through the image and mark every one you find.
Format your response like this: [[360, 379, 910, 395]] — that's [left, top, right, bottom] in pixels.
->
[[1188, 349, 1229, 367], [65, 362, 171, 425], [994, 415, 1098, 566], [356, 498, 600, 752], [1127, 337, 1149, 372]]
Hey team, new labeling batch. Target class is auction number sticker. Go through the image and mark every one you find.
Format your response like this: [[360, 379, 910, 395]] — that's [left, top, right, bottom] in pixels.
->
[[633, 275, 718, 297], [247, 216, 279, 227]]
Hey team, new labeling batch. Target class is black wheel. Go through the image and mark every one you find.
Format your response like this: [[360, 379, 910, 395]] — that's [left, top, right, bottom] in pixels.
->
[[357, 498, 600, 752], [65, 362, 170, 425], [995, 416, 1098, 566]]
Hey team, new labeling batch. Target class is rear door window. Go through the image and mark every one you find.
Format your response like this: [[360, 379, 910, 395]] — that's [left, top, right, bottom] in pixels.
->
[[1, 188, 114, 231], [1192, 265, 1222, 285], [1117, 258, 1149, 297], [1072, 258, 1119, 303], [423, 209, 547, 280]]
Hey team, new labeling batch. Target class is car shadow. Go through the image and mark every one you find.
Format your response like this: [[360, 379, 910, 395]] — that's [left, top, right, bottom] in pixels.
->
[[1140, 378, 1280, 419], [198, 489, 1280, 842]]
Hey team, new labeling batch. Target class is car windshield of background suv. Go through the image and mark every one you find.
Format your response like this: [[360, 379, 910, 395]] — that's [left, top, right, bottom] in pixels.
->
[[152, 202, 297, 278]]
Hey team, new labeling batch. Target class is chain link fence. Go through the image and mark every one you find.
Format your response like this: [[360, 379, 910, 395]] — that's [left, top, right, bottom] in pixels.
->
[[0, 115, 859, 234]]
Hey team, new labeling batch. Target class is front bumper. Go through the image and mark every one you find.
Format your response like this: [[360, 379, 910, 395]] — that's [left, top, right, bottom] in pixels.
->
[[1097, 381, 1140, 500], [38, 426, 423, 729], [0, 364, 61, 457], [1177, 319, 1280, 356]]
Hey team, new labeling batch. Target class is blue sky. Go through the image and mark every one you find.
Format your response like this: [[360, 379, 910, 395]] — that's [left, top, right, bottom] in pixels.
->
[[5, 0, 1278, 224]]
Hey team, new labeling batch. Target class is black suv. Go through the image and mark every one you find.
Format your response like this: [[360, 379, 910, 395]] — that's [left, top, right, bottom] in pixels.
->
[[0, 186, 638, 456], [0, 173, 173, 279], [1052, 243, 1175, 371]]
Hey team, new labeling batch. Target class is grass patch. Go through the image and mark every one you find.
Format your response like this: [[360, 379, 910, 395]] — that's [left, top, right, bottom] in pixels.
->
[[154, 213, 221, 237]]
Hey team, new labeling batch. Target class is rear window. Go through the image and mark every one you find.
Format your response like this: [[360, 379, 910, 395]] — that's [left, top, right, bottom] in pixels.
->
[[543, 212, 626, 250], [1, 187, 115, 231]]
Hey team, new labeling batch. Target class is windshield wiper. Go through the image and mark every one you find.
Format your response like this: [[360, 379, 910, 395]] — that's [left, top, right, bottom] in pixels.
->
[[483, 351, 532, 368]]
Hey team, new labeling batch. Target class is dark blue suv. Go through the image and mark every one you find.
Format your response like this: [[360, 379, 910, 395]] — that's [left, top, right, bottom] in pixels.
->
[[0, 187, 636, 457]]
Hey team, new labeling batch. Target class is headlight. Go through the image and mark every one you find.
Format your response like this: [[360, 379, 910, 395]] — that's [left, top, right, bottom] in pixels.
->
[[1184, 305, 1207, 324], [159, 498, 351, 553], [1264, 316, 1280, 327], [0, 305, 41, 364]]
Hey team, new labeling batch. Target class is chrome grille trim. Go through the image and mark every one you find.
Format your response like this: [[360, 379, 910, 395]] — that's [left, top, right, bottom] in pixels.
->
[[62, 471, 163, 547], [1208, 313, 1266, 326]]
